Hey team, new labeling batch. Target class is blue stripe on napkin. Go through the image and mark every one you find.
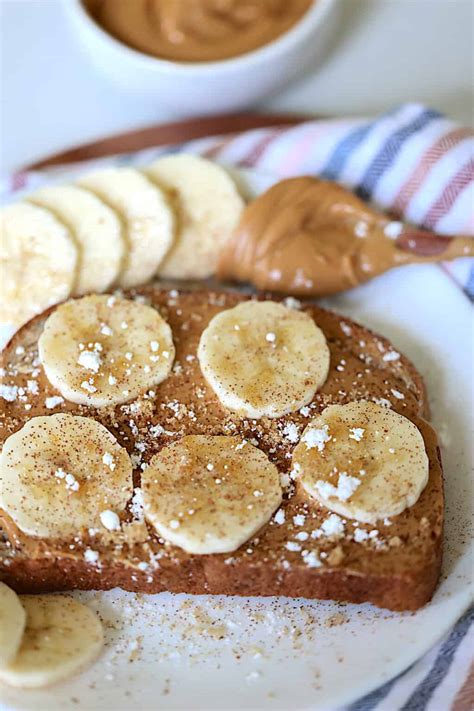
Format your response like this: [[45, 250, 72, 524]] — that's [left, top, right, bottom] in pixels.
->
[[320, 123, 373, 181], [400, 607, 474, 710], [356, 108, 442, 201]]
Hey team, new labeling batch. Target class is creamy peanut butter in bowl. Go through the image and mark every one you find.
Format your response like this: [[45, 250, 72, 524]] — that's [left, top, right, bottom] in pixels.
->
[[83, 0, 314, 63], [67, 0, 340, 114]]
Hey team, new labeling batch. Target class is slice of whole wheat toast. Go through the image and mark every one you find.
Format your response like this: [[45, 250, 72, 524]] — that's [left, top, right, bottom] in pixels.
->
[[0, 286, 443, 611]]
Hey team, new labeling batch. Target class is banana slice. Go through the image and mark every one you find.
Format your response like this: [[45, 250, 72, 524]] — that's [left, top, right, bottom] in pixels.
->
[[145, 154, 244, 279], [293, 400, 429, 524], [0, 595, 103, 688], [142, 435, 282, 554], [197, 300, 330, 418], [38, 294, 175, 407], [0, 583, 26, 669], [28, 185, 125, 295], [0, 413, 133, 539], [0, 203, 77, 330], [78, 168, 174, 288]]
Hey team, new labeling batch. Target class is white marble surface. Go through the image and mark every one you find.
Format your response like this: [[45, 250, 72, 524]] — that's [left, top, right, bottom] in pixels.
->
[[1, 0, 473, 172]]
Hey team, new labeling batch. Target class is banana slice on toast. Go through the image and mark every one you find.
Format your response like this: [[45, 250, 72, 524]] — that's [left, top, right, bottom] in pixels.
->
[[38, 294, 175, 407], [142, 435, 282, 554], [0, 413, 133, 539], [198, 300, 330, 418], [293, 400, 429, 523]]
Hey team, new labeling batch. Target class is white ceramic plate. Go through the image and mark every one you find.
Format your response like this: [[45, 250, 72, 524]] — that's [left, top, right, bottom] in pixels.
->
[[0, 168, 472, 711]]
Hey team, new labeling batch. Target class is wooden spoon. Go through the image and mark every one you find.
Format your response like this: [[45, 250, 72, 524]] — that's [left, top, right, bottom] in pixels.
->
[[218, 177, 473, 296]]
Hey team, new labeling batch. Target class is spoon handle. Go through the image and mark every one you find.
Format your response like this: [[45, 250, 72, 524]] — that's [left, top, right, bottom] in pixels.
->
[[395, 228, 474, 262]]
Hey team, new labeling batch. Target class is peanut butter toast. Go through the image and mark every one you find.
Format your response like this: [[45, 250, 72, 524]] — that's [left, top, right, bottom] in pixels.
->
[[0, 287, 443, 611]]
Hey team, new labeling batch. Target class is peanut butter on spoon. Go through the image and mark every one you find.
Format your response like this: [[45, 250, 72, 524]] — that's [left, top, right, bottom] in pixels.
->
[[218, 177, 473, 296]]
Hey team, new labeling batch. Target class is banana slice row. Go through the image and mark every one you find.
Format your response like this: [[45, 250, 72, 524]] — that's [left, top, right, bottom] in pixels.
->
[[0, 155, 245, 331], [0, 401, 429, 557], [0, 415, 282, 555], [37, 294, 329, 413], [0, 584, 103, 689], [0, 404, 431, 689]]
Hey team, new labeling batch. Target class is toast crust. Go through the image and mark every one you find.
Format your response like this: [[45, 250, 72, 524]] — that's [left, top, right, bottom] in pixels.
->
[[0, 286, 443, 611]]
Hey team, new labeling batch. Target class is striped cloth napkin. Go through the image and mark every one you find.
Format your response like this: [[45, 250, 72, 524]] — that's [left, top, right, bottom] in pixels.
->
[[347, 607, 473, 711], [2, 103, 473, 708]]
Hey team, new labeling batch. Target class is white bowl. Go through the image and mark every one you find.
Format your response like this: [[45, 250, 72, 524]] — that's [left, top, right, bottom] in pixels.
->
[[67, 0, 340, 116]]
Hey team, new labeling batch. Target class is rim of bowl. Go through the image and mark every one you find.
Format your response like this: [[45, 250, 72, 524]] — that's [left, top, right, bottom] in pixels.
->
[[68, 0, 337, 74]]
